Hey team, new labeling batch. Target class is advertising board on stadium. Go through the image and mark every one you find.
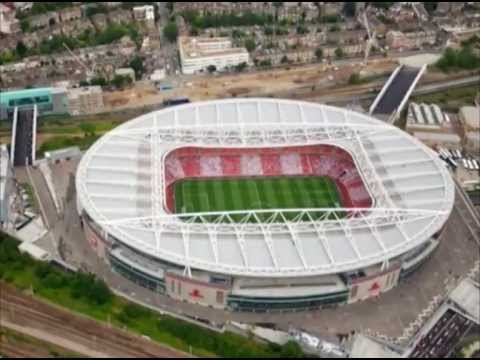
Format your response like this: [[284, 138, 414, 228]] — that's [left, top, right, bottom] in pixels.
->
[[165, 272, 229, 309], [348, 264, 402, 304]]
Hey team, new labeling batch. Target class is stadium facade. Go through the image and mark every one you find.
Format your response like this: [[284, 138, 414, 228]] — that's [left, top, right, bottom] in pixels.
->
[[76, 98, 455, 312]]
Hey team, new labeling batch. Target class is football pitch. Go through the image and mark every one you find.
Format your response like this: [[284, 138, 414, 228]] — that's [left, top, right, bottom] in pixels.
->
[[174, 176, 343, 221]]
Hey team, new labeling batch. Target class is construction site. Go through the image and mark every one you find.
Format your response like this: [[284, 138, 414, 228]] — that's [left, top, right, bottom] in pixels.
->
[[102, 59, 394, 109]]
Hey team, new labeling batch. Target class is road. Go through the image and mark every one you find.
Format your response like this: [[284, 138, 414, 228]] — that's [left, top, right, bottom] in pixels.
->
[[0, 283, 190, 358], [303, 75, 480, 105], [371, 65, 421, 115], [156, 2, 179, 76], [12, 109, 34, 167]]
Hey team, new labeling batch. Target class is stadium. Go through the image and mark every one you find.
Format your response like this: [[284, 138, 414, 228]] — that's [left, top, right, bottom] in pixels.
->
[[76, 98, 455, 312]]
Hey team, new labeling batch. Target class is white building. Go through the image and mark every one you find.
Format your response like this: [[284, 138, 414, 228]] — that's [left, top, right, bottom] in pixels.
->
[[0, 3, 20, 34], [178, 36, 250, 75], [0, 144, 14, 228], [406, 102, 461, 147], [407, 102, 451, 130], [133, 5, 155, 26], [459, 106, 480, 153]]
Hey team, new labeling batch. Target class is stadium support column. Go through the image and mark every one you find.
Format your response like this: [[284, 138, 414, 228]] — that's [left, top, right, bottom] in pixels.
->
[[10, 107, 18, 162], [381, 258, 390, 272]]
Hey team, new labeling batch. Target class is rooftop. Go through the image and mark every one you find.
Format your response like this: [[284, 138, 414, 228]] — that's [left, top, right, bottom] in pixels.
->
[[179, 36, 248, 60], [460, 106, 480, 129], [448, 278, 480, 323], [76, 99, 455, 278]]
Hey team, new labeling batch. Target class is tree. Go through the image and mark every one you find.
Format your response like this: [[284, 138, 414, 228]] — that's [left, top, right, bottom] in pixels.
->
[[89, 77, 107, 87], [43, 273, 66, 289], [281, 55, 289, 64], [329, 24, 340, 32], [258, 59, 272, 67], [423, 2, 438, 14], [16, 41, 28, 58], [20, 19, 30, 32], [315, 48, 324, 61], [89, 279, 112, 305], [235, 62, 247, 72], [111, 74, 132, 89], [79, 122, 96, 137], [244, 38, 256, 52], [207, 64, 217, 73], [280, 341, 304, 358], [264, 26, 274, 36], [372, 2, 394, 10], [163, 22, 178, 43], [190, 26, 199, 36], [343, 2, 356, 17], [129, 55, 144, 79], [34, 262, 52, 279], [296, 25, 308, 34], [436, 46, 480, 72], [335, 47, 344, 59], [348, 72, 362, 85]]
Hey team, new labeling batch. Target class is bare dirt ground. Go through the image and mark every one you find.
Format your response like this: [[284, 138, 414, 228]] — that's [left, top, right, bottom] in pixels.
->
[[103, 59, 398, 110]]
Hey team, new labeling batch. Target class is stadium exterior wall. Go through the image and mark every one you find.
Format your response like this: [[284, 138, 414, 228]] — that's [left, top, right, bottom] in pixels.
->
[[81, 212, 446, 312]]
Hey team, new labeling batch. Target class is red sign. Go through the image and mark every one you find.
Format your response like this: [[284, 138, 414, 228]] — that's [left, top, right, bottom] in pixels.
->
[[189, 289, 204, 299], [369, 282, 380, 294]]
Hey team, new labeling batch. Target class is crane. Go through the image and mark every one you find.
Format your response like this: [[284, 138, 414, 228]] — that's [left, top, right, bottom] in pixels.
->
[[63, 43, 96, 81], [361, 8, 386, 66]]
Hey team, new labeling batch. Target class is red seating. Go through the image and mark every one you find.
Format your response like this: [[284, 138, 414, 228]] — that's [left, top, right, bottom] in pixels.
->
[[163, 144, 372, 213], [300, 154, 313, 175], [179, 156, 200, 177], [221, 155, 242, 176], [261, 155, 282, 176]]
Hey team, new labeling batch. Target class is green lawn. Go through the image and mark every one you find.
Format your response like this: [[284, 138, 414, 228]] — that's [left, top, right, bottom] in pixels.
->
[[174, 176, 342, 221]]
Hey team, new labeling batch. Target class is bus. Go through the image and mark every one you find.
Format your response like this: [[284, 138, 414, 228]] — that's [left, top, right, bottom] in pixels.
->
[[163, 97, 190, 107]]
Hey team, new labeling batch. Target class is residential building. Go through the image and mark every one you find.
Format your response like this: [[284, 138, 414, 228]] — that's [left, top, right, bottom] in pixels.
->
[[59, 6, 82, 22], [386, 28, 437, 50], [29, 11, 60, 29], [178, 36, 249, 75], [0, 3, 20, 34], [115, 68, 136, 82], [133, 5, 155, 21]]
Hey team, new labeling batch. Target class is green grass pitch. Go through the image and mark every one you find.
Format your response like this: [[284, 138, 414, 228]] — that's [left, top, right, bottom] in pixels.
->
[[174, 176, 343, 222]]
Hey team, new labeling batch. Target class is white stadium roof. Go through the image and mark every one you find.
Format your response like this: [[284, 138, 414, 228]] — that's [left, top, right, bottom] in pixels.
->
[[76, 98, 455, 278]]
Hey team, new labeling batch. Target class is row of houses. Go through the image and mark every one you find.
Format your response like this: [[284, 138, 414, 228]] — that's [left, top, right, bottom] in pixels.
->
[[0, 38, 138, 89], [174, 2, 353, 23]]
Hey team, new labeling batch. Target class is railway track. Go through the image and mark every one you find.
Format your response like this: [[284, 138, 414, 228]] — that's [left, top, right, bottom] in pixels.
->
[[0, 283, 190, 357]]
